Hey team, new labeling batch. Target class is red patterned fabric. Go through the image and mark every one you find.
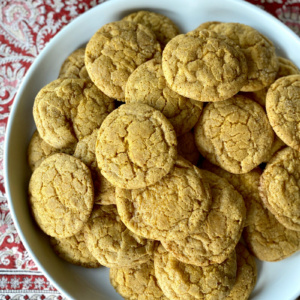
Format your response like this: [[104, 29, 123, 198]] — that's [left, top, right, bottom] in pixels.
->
[[0, 0, 299, 299]]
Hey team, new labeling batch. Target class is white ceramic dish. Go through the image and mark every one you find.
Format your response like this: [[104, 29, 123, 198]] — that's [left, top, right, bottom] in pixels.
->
[[4, 0, 300, 299]]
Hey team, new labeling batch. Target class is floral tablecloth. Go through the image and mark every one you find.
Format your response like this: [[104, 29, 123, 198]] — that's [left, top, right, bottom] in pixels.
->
[[0, 0, 300, 299]]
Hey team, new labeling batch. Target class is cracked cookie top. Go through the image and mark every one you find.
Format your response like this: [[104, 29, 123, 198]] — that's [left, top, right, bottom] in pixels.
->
[[83, 205, 156, 268], [243, 167, 300, 261], [115, 157, 212, 241], [266, 74, 300, 152], [194, 94, 274, 174], [259, 147, 300, 231], [28, 153, 94, 238], [50, 231, 100, 268], [85, 20, 161, 101], [194, 22, 279, 92], [161, 170, 245, 266], [110, 258, 167, 300], [162, 29, 248, 102], [125, 58, 203, 136], [153, 244, 237, 300], [122, 10, 179, 48], [33, 78, 115, 149], [96, 103, 177, 189], [58, 47, 90, 80]]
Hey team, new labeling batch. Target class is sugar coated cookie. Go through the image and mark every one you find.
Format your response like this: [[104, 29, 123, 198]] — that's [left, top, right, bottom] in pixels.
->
[[85, 20, 161, 101], [266, 74, 300, 151], [162, 30, 248, 102], [33, 78, 115, 149], [28, 153, 94, 238], [194, 95, 274, 174], [110, 258, 167, 300], [162, 169, 245, 266], [83, 205, 156, 268], [116, 157, 211, 241], [96, 103, 177, 189], [259, 147, 300, 231], [154, 244, 237, 300], [194, 22, 278, 91], [122, 10, 179, 48]]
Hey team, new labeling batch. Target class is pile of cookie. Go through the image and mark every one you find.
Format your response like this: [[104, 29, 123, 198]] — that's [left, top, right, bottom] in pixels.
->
[[27, 10, 300, 300]]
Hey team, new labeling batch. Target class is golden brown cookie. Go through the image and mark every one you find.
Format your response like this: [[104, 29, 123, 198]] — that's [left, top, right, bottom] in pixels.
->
[[125, 58, 203, 136], [162, 29, 248, 102], [58, 48, 89, 80], [243, 181, 300, 261], [225, 243, 257, 300], [96, 103, 177, 189], [110, 258, 167, 300], [177, 131, 200, 165], [116, 157, 211, 241], [266, 74, 300, 151], [122, 10, 179, 48], [85, 20, 161, 101], [73, 129, 115, 205], [242, 56, 300, 108], [27, 130, 73, 172], [162, 169, 246, 266], [259, 147, 300, 231], [154, 244, 237, 300], [49, 231, 100, 268], [33, 78, 115, 149], [194, 22, 279, 92], [202, 160, 262, 227], [83, 205, 156, 268], [28, 153, 94, 238], [194, 95, 274, 174]]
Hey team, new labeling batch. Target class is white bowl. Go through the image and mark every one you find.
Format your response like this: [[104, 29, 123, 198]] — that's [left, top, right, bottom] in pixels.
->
[[4, 0, 300, 299]]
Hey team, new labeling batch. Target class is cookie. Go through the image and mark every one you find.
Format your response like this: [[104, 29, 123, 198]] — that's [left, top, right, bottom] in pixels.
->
[[85, 20, 161, 101], [116, 157, 212, 241], [202, 160, 262, 227], [73, 129, 115, 205], [122, 10, 179, 48], [225, 243, 257, 300], [243, 179, 300, 261], [162, 169, 246, 266], [96, 103, 177, 189], [83, 205, 156, 268], [125, 58, 203, 136], [242, 56, 300, 108], [194, 94, 274, 174], [177, 130, 200, 165], [154, 244, 237, 300], [162, 29, 248, 102], [110, 258, 167, 300], [27, 130, 73, 172], [33, 78, 115, 149], [50, 231, 100, 268], [28, 153, 94, 238], [58, 47, 90, 80], [194, 22, 279, 91], [263, 135, 286, 163], [266, 74, 300, 151], [259, 147, 300, 231]]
